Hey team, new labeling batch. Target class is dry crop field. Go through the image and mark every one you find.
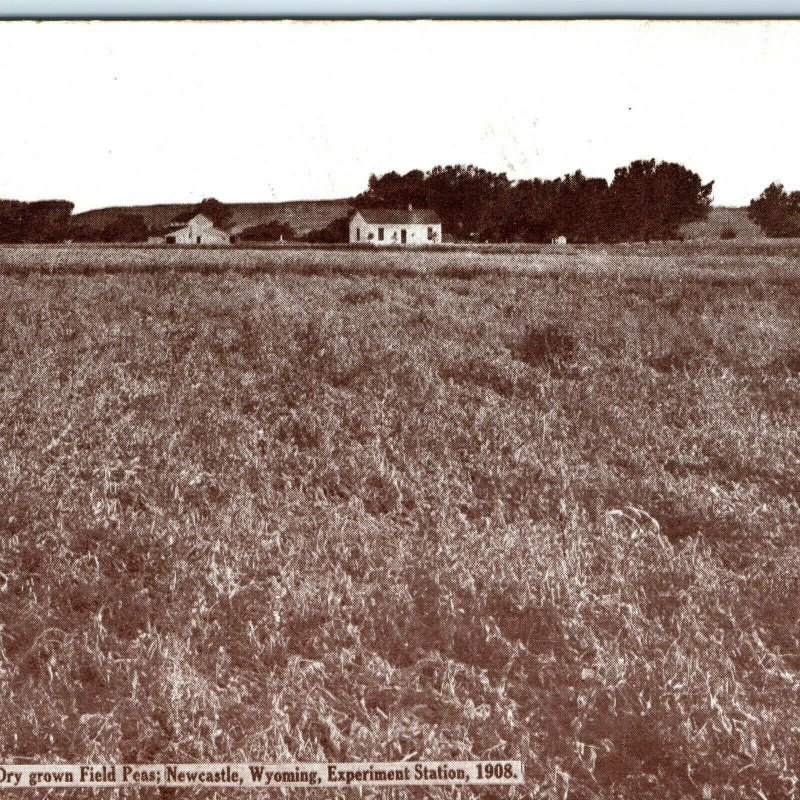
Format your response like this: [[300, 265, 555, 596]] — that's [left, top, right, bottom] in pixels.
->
[[0, 244, 798, 799], [2, 240, 800, 282]]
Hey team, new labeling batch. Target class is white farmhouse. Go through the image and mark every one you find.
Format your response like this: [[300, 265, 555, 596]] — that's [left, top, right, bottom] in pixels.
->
[[155, 213, 232, 245], [349, 206, 442, 246]]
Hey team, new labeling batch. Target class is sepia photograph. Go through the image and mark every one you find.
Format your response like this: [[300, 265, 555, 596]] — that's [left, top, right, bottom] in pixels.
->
[[0, 17, 798, 798]]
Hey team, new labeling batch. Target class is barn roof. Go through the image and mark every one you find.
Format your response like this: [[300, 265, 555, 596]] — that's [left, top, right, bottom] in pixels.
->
[[354, 208, 441, 225], [154, 212, 233, 236], [168, 211, 235, 229]]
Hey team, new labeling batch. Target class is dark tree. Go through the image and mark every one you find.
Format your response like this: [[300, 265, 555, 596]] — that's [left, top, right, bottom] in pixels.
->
[[0, 199, 74, 243], [70, 213, 148, 243], [747, 183, 800, 237], [194, 197, 233, 229], [425, 164, 511, 241], [554, 172, 611, 243], [103, 213, 147, 242], [23, 201, 75, 242], [304, 216, 350, 244], [490, 173, 610, 243], [606, 159, 713, 241], [504, 179, 558, 242], [0, 201, 29, 242], [239, 220, 296, 242], [357, 171, 428, 210]]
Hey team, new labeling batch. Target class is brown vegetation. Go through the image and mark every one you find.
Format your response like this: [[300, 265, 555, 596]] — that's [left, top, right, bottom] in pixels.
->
[[0, 245, 798, 798]]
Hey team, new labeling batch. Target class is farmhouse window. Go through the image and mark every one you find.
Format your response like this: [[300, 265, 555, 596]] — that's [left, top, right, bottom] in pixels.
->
[[428, 226, 434, 240], [378, 227, 384, 241], [356, 227, 360, 241]]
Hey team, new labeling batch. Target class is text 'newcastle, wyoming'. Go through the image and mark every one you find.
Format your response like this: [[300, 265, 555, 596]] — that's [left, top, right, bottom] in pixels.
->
[[0, 761, 523, 789]]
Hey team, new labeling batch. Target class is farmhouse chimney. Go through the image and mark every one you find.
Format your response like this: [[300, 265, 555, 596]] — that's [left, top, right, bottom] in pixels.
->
[[408, 203, 413, 211]]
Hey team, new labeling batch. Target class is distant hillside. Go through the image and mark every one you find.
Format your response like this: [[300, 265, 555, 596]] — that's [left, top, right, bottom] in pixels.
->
[[70, 199, 355, 237], [680, 206, 763, 240]]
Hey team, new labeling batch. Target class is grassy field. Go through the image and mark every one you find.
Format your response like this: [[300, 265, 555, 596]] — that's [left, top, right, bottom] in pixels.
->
[[0, 244, 798, 798], [3, 240, 800, 283]]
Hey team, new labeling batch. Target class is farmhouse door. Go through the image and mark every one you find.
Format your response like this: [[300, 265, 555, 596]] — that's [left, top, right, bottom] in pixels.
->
[[401, 229, 407, 244]]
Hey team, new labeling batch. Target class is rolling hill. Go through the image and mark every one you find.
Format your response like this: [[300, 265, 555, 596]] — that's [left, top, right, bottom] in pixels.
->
[[679, 206, 763, 240], [70, 199, 355, 238]]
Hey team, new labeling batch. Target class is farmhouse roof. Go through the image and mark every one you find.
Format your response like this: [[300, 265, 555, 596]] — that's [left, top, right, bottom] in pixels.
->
[[354, 208, 441, 225]]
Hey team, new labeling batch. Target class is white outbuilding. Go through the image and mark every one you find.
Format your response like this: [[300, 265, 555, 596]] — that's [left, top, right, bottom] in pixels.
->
[[155, 213, 232, 245], [349, 206, 442, 245]]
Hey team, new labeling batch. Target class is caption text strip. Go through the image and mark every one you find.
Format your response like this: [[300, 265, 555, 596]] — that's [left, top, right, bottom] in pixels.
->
[[0, 761, 523, 789]]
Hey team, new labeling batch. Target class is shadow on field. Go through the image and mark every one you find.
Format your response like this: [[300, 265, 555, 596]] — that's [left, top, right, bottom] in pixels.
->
[[511, 324, 577, 370]]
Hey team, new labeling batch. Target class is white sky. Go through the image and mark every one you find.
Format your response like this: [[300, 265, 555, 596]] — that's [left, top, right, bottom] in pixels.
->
[[0, 20, 798, 211]]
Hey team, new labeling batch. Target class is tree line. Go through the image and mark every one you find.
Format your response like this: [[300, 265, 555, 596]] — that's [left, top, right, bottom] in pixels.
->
[[0, 200, 74, 243], [4, 165, 800, 243], [351, 159, 715, 243]]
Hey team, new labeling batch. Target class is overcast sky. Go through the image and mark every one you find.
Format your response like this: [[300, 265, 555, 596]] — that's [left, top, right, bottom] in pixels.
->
[[0, 20, 798, 211]]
